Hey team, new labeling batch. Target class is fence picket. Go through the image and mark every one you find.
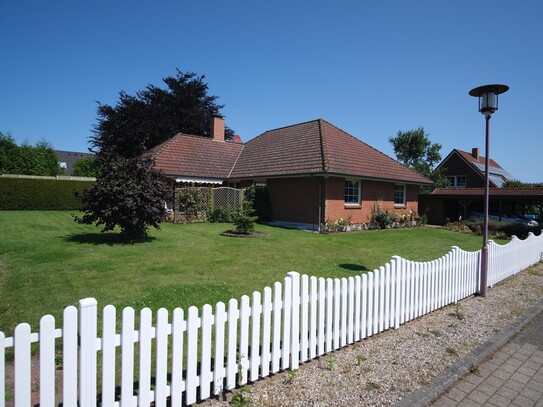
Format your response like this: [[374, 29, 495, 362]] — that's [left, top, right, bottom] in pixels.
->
[[239, 296, 250, 383], [0, 332, 4, 405], [102, 305, 117, 406], [347, 277, 355, 344], [308, 276, 318, 359], [186, 306, 199, 404], [120, 307, 135, 407], [281, 278, 292, 369], [156, 308, 170, 406], [170, 308, 184, 407], [317, 278, 326, 355], [79, 298, 97, 407], [261, 289, 272, 378], [214, 302, 226, 395], [14, 323, 31, 407], [226, 299, 238, 389], [250, 292, 262, 381], [340, 278, 347, 347], [271, 283, 282, 373], [288, 272, 300, 369], [300, 274, 309, 363], [325, 278, 333, 352], [200, 305, 213, 400]]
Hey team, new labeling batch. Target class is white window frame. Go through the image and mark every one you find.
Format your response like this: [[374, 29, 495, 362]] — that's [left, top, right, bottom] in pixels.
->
[[344, 179, 361, 205], [446, 175, 467, 188], [394, 184, 406, 206]]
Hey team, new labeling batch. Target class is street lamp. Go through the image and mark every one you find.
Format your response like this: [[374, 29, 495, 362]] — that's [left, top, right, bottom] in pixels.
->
[[469, 84, 509, 296]]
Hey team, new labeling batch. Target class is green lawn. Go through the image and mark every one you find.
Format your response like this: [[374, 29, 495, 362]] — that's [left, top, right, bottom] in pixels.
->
[[0, 211, 489, 334]]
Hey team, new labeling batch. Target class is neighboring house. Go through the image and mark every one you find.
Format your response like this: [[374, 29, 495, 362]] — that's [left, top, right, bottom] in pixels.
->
[[149, 117, 432, 230], [55, 150, 94, 176], [420, 148, 543, 224]]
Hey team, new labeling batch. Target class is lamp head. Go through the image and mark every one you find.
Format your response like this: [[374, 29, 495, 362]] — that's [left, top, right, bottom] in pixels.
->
[[469, 84, 509, 116]]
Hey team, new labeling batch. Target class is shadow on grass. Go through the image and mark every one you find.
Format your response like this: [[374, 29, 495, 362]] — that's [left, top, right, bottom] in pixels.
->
[[339, 263, 369, 272], [63, 233, 156, 246]]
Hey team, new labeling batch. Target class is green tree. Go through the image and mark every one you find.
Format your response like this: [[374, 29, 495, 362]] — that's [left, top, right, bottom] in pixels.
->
[[0, 134, 58, 176], [0, 132, 20, 174], [389, 127, 447, 190], [72, 156, 99, 177], [90, 69, 235, 158], [75, 153, 168, 240]]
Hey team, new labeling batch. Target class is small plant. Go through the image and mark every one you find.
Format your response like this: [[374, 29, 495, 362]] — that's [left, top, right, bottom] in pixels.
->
[[446, 347, 458, 356], [326, 352, 336, 371], [468, 364, 479, 374], [365, 382, 381, 391], [230, 385, 254, 407], [286, 369, 297, 383], [448, 322, 458, 329], [356, 354, 367, 366], [448, 303, 465, 320], [430, 330, 442, 337], [416, 332, 430, 338], [233, 201, 258, 235]]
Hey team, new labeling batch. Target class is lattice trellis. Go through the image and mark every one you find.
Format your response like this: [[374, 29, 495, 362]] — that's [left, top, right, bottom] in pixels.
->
[[174, 187, 244, 222]]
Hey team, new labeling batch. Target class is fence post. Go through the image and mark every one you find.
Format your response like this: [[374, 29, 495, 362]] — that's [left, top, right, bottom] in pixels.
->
[[79, 298, 98, 407]]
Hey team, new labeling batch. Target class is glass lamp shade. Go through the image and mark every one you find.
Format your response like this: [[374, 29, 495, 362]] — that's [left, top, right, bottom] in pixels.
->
[[480, 92, 498, 115]]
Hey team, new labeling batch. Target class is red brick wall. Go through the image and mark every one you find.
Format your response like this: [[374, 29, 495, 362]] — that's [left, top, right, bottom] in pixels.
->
[[267, 177, 320, 225], [324, 177, 420, 224]]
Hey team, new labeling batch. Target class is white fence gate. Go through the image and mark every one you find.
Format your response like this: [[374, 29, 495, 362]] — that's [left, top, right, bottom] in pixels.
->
[[2, 232, 543, 406]]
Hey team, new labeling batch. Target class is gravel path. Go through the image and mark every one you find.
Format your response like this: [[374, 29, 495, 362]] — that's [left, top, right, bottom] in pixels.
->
[[202, 262, 543, 407]]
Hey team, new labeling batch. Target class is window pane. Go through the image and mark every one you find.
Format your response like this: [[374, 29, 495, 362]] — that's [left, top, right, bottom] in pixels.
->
[[456, 176, 466, 187], [394, 185, 405, 205], [345, 180, 360, 204]]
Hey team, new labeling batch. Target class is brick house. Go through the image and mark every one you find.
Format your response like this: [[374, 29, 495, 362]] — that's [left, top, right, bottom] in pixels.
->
[[149, 117, 432, 230], [420, 148, 543, 224]]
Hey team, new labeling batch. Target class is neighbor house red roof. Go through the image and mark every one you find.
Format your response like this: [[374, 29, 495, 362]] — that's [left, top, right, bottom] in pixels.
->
[[229, 119, 431, 184], [431, 187, 543, 197], [455, 149, 502, 170], [147, 133, 243, 179]]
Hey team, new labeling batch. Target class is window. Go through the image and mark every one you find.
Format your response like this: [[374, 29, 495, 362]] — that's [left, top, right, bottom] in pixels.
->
[[446, 175, 467, 188], [344, 180, 360, 205], [394, 184, 406, 206]]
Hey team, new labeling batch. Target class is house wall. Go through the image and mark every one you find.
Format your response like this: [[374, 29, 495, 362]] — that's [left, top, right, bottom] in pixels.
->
[[441, 154, 484, 188], [266, 177, 321, 225], [324, 177, 420, 224]]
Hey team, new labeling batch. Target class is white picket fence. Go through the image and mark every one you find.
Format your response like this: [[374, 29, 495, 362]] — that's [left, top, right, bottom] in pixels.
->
[[2, 232, 543, 406]]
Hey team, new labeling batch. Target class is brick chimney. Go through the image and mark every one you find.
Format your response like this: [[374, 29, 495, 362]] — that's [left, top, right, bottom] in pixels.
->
[[211, 115, 225, 142], [472, 147, 480, 160]]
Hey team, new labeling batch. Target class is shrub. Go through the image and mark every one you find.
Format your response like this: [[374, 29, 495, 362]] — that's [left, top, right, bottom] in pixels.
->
[[233, 201, 258, 234], [207, 207, 236, 223], [0, 177, 93, 210]]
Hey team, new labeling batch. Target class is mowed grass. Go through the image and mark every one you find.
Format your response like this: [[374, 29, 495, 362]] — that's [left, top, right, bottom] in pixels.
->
[[0, 211, 489, 334]]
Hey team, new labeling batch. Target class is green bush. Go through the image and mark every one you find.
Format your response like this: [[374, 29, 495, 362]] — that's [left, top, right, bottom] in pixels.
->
[[207, 208, 236, 223], [0, 177, 93, 210], [243, 185, 272, 222], [233, 201, 258, 234], [446, 220, 542, 239]]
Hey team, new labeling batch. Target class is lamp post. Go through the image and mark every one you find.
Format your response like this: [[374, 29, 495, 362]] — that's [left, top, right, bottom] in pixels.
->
[[469, 84, 509, 296]]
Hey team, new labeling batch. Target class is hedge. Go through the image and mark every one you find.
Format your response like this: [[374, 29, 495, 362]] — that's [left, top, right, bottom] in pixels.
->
[[0, 177, 94, 210]]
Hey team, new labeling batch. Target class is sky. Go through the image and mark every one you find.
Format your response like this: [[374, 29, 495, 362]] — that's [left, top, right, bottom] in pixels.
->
[[1, 1, 542, 182]]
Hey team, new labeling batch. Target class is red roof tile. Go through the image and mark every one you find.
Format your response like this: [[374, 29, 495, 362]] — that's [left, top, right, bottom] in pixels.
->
[[229, 119, 431, 184], [431, 187, 543, 197], [455, 149, 502, 170], [147, 134, 243, 178]]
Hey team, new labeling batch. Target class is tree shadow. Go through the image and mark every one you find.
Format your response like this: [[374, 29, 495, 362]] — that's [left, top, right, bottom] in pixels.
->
[[63, 233, 156, 246], [339, 263, 369, 272]]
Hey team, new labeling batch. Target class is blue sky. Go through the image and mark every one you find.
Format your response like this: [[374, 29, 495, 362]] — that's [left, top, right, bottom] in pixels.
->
[[1, 1, 542, 182]]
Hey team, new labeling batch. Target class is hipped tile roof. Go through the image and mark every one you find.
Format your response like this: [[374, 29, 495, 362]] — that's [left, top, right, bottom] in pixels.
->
[[148, 118, 432, 185]]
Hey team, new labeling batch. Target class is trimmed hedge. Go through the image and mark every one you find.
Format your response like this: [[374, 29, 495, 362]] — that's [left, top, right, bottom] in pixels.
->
[[0, 177, 94, 210]]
